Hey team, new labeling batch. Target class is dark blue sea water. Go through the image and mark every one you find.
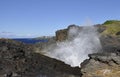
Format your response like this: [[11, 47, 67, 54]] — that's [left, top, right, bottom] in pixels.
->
[[13, 38, 48, 44]]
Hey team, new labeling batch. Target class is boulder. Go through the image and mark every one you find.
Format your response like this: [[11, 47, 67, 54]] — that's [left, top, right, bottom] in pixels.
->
[[81, 52, 120, 77]]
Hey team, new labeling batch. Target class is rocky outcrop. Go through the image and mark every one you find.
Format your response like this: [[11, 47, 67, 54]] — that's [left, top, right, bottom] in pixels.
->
[[55, 28, 68, 41], [0, 38, 81, 77], [55, 24, 81, 41], [81, 52, 120, 77]]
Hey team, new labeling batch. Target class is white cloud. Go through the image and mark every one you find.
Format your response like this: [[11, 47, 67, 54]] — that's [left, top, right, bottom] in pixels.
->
[[0, 31, 16, 38], [0, 31, 38, 38]]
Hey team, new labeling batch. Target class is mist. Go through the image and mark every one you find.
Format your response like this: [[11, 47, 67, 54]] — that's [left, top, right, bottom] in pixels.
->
[[41, 25, 102, 67]]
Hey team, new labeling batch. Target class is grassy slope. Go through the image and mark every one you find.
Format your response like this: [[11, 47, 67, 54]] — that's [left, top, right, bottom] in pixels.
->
[[102, 20, 120, 36]]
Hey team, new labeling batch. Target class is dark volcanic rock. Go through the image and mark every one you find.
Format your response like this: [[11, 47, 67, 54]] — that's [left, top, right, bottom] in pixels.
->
[[100, 35, 120, 53], [0, 38, 81, 77]]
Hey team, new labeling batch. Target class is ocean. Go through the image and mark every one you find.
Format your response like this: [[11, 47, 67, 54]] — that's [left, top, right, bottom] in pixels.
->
[[13, 38, 48, 44]]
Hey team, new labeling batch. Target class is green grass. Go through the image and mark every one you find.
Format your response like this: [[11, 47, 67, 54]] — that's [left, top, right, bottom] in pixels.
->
[[102, 20, 120, 36], [103, 20, 120, 25]]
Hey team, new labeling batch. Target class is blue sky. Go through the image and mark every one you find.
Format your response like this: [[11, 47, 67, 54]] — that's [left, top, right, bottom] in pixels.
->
[[0, 0, 120, 38]]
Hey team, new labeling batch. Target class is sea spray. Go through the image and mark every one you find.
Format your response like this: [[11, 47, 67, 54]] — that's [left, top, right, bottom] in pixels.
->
[[42, 25, 102, 67]]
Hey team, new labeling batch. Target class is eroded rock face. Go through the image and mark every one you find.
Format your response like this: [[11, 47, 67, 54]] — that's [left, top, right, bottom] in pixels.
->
[[55, 24, 81, 41], [56, 28, 68, 41], [0, 39, 81, 77], [81, 52, 120, 77]]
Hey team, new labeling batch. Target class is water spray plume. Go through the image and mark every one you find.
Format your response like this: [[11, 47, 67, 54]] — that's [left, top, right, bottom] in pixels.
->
[[42, 23, 102, 67]]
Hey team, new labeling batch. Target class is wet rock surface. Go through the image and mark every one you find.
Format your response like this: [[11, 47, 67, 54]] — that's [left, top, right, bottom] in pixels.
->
[[0, 39, 81, 77]]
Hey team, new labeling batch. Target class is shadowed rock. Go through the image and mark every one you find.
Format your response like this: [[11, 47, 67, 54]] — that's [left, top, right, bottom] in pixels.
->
[[0, 38, 81, 77]]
